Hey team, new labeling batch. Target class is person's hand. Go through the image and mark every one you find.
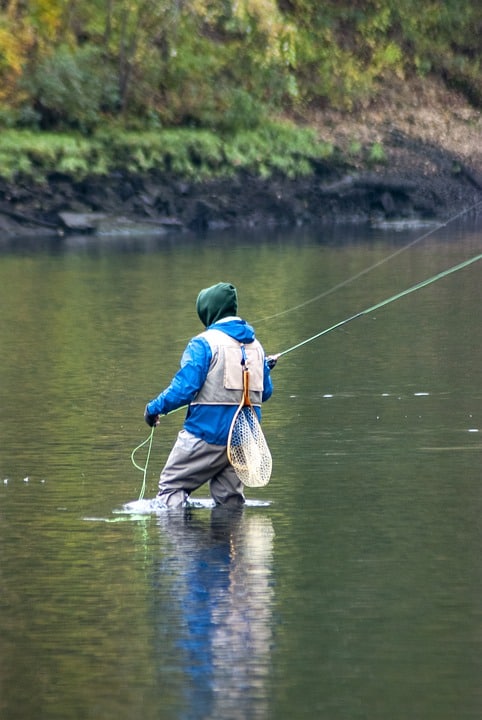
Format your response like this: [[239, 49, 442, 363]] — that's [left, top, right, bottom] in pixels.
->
[[266, 354, 279, 370], [144, 405, 160, 427]]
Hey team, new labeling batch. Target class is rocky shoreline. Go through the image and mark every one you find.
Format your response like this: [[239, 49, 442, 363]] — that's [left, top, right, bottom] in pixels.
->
[[1, 126, 481, 242]]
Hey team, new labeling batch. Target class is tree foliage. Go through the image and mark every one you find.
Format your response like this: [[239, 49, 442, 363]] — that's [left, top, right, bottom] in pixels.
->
[[0, 0, 480, 132]]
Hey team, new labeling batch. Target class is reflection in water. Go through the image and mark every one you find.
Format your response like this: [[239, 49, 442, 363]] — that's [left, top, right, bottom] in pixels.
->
[[154, 507, 274, 720]]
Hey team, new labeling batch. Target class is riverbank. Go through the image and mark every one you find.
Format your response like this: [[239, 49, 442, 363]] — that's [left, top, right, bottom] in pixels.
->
[[0, 78, 481, 240]]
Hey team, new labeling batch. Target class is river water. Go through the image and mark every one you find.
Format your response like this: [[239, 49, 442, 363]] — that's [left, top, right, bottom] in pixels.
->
[[1, 217, 481, 720]]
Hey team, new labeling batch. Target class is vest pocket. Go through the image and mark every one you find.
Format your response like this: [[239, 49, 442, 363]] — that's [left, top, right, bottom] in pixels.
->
[[223, 346, 263, 392]]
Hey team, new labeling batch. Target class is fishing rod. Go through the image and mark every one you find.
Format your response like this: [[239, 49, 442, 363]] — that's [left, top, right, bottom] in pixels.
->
[[272, 252, 482, 360]]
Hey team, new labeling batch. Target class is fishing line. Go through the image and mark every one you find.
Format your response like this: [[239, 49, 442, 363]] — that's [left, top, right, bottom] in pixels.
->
[[131, 426, 155, 500], [131, 405, 186, 499], [255, 199, 482, 324], [131, 252, 481, 495], [276, 252, 482, 358], [131, 201, 481, 496]]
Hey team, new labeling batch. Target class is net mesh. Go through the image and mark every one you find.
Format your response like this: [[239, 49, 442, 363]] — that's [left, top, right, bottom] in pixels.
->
[[227, 405, 272, 487]]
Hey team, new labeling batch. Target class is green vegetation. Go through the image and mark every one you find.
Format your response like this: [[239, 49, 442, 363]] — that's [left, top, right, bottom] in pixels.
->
[[0, 123, 334, 182], [1, 0, 480, 130], [0, 1, 480, 181]]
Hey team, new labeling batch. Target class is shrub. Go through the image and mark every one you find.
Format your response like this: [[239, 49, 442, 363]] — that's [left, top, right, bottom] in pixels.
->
[[21, 44, 119, 132]]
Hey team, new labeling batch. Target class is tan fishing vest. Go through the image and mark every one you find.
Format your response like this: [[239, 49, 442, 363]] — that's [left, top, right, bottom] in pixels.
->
[[191, 328, 264, 407]]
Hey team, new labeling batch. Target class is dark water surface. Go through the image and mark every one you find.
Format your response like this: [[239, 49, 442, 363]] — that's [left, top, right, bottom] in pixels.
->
[[1, 219, 481, 720]]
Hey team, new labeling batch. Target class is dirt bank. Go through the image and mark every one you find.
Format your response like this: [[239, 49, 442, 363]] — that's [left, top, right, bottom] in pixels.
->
[[0, 78, 481, 240]]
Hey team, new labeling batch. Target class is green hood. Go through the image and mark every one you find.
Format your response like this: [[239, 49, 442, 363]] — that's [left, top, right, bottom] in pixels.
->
[[196, 282, 238, 326]]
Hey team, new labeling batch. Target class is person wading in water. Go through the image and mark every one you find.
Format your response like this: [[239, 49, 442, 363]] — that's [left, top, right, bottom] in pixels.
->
[[144, 282, 276, 508]]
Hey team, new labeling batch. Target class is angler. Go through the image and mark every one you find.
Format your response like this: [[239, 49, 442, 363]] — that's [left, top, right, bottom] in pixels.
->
[[144, 281, 275, 508]]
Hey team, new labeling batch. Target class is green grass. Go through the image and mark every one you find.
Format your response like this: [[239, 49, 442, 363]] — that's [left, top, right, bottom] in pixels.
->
[[0, 122, 339, 183]]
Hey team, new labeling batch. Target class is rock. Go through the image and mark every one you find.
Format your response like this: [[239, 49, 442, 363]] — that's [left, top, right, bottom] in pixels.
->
[[58, 212, 106, 232]]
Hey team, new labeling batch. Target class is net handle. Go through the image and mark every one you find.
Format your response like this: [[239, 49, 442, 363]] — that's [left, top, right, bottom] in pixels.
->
[[227, 363, 250, 467], [242, 366, 252, 407], [241, 344, 252, 408]]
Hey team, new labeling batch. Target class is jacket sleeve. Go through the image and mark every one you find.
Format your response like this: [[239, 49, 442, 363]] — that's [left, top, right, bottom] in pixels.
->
[[262, 358, 273, 402], [146, 337, 212, 415]]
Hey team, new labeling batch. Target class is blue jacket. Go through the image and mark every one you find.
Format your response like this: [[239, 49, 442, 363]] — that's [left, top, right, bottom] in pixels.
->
[[146, 318, 273, 445]]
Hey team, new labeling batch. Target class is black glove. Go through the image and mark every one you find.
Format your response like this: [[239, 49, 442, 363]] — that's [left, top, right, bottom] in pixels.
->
[[266, 354, 279, 370], [144, 404, 159, 427]]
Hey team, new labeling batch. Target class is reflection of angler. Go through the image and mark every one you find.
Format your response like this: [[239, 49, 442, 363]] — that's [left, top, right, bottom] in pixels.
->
[[155, 508, 275, 720]]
